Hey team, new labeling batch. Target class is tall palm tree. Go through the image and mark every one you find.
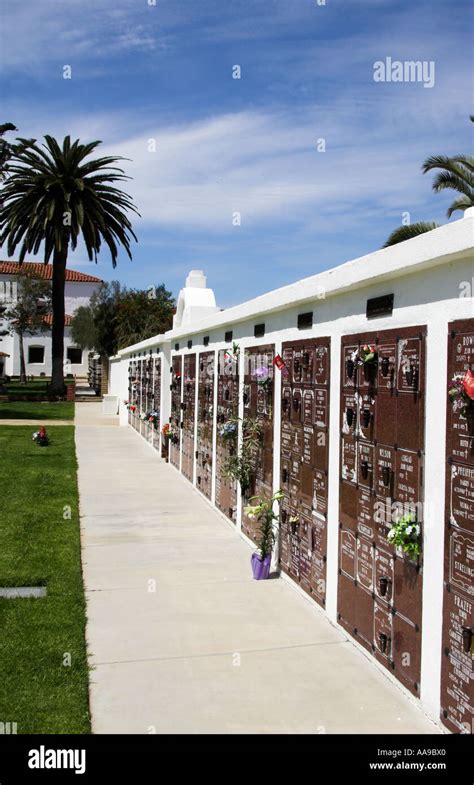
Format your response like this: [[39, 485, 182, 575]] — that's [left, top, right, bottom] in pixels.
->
[[384, 150, 473, 248], [0, 135, 138, 394], [384, 221, 440, 247], [423, 154, 474, 217]]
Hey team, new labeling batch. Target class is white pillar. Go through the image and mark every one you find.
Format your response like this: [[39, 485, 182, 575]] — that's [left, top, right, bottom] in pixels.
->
[[118, 358, 129, 426], [419, 318, 448, 719], [160, 344, 171, 433], [325, 332, 341, 623], [272, 340, 282, 572], [211, 349, 218, 504], [193, 351, 199, 486]]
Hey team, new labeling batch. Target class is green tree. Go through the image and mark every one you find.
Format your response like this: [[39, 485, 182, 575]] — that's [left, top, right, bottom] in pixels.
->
[[91, 281, 124, 356], [383, 221, 440, 247], [0, 123, 35, 182], [69, 304, 98, 353], [423, 154, 474, 218], [115, 285, 175, 349], [0, 135, 139, 395], [0, 123, 18, 180], [5, 271, 52, 383], [384, 120, 473, 247], [70, 281, 175, 357], [70, 281, 123, 357]]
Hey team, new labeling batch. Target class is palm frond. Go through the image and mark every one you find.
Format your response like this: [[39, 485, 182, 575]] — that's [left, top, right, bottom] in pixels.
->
[[423, 155, 474, 189], [430, 171, 474, 199], [383, 222, 439, 248], [446, 196, 473, 218], [0, 134, 139, 265]]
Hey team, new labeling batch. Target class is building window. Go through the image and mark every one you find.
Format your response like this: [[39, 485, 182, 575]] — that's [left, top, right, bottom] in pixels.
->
[[28, 346, 45, 364], [67, 347, 83, 365]]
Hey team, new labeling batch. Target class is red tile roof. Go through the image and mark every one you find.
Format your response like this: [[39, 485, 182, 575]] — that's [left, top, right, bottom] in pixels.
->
[[42, 313, 73, 327], [0, 261, 103, 284]]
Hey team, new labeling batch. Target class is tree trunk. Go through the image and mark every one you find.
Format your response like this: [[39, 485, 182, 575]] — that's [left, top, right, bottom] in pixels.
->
[[49, 247, 68, 396], [19, 329, 27, 384]]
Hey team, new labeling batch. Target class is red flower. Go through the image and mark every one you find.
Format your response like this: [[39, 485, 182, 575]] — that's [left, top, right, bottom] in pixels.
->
[[462, 369, 474, 401]]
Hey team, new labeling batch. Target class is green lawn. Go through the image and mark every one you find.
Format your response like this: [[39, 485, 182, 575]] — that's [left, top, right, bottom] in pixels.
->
[[0, 400, 74, 420], [0, 426, 90, 733], [6, 378, 75, 397]]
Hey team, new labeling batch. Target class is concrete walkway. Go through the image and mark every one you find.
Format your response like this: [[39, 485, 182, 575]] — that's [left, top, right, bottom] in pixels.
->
[[76, 405, 439, 735], [74, 401, 119, 428]]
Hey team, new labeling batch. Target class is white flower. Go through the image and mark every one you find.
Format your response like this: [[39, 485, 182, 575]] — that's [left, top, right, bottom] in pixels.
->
[[387, 529, 395, 540], [405, 525, 413, 535], [414, 524, 420, 536]]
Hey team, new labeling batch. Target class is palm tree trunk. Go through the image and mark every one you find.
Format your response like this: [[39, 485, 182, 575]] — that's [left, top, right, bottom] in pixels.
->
[[49, 247, 68, 396], [19, 329, 26, 384]]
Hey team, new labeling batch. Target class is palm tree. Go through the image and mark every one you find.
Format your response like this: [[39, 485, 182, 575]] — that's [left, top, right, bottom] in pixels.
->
[[422, 154, 473, 217], [384, 147, 473, 247], [384, 221, 440, 247], [0, 135, 138, 394], [0, 123, 18, 180]]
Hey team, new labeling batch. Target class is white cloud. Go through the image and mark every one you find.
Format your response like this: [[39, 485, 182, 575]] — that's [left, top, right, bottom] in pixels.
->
[[94, 99, 461, 232], [1, 0, 470, 239], [0, 0, 166, 70]]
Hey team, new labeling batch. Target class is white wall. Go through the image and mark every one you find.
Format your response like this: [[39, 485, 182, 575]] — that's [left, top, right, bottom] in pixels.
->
[[7, 328, 89, 378], [0, 275, 101, 378], [108, 214, 474, 730], [0, 275, 100, 315], [110, 356, 130, 426]]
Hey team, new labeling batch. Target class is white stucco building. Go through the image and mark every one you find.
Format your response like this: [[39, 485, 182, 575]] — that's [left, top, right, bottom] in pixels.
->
[[0, 261, 102, 378], [109, 209, 474, 733]]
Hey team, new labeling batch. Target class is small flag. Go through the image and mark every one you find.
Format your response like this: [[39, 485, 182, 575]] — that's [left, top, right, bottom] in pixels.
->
[[273, 354, 289, 376]]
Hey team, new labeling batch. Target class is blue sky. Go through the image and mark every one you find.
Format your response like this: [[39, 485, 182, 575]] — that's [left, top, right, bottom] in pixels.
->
[[1, 0, 472, 307]]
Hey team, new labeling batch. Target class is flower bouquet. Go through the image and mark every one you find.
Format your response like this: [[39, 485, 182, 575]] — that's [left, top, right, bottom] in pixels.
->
[[225, 342, 240, 363], [244, 490, 284, 580], [254, 365, 272, 390], [32, 426, 49, 447], [222, 417, 262, 492], [147, 410, 160, 428], [353, 344, 377, 366], [218, 420, 238, 440], [347, 344, 377, 382], [171, 371, 181, 391], [387, 511, 420, 559], [448, 369, 474, 417], [162, 422, 179, 445]]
